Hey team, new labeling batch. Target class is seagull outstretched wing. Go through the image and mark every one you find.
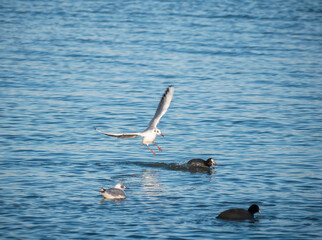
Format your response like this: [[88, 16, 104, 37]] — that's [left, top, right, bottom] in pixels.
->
[[95, 128, 142, 139], [147, 85, 174, 129]]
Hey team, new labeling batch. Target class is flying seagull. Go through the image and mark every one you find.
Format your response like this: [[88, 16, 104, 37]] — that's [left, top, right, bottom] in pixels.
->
[[95, 86, 174, 155]]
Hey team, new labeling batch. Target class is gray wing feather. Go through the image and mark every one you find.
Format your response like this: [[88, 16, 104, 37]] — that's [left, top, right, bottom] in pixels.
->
[[106, 188, 126, 197], [148, 86, 174, 128], [95, 128, 141, 139]]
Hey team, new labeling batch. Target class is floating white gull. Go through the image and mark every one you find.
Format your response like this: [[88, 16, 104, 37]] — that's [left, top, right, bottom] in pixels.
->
[[99, 183, 129, 200], [95, 86, 174, 155]]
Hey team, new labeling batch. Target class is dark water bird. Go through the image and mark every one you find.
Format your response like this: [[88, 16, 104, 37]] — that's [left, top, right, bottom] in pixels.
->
[[187, 158, 216, 168], [216, 204, 261, 220], [95, 86, 174, 156], [99, 183, 129, 200]]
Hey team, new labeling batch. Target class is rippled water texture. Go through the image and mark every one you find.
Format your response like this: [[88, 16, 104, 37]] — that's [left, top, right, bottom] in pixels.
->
[[1, 0, 322, 239]]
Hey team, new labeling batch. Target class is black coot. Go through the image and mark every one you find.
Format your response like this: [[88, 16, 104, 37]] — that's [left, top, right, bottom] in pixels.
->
[[216, 204, 261, 220], [187, 158, 216, 168]]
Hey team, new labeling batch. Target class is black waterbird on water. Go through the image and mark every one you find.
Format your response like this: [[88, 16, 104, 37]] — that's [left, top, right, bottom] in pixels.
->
[[187, 158, 216, 168], [216, 204, 261, 220]]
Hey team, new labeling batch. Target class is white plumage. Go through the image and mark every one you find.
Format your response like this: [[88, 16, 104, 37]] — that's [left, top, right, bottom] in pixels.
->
[[95, 86, 174, 155], [99, 183, 129, 200]]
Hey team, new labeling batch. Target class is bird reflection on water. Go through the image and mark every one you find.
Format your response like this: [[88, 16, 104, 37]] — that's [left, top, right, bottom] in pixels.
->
[[141, 170, 164, 200]]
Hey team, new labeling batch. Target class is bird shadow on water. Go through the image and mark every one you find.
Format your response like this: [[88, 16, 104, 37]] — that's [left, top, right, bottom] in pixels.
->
[[121, 161, 215, 175]]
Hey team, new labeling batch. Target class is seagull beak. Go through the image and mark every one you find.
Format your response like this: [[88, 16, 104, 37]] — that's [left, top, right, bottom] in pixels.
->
[[125, 187, 130, 189], [160, 133, 164, 137], [259, 210, 262, 214]]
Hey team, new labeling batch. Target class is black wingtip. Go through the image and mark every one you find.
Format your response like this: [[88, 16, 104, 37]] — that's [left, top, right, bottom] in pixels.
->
[[163, 86, 173, 97], [165, 85, 174, 94]]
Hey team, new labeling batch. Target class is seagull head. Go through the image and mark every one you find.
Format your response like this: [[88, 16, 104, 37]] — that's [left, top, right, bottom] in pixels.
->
[[115, 183, 129, 190], [154, 128, 164, 137]]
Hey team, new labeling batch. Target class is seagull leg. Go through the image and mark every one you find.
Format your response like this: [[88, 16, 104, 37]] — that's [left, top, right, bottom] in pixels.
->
[[153, 141, 162, 151], [146, 145, 156, 156]]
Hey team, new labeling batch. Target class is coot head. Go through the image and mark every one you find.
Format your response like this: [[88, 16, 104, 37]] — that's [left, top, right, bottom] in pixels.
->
[[248, 204, 261, 215], [205, 158, 216, 167]]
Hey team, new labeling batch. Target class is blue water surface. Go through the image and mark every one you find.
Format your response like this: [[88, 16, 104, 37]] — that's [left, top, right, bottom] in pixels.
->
[[1, 0, 322, 239]]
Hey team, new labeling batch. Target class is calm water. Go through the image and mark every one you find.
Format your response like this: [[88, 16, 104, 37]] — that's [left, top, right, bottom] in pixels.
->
[[1, 0, 322, 239]]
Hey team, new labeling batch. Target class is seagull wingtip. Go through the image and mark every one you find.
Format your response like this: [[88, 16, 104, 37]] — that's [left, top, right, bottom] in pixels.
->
[[167, 85, 174, 93], [94, 127, 101, 132]]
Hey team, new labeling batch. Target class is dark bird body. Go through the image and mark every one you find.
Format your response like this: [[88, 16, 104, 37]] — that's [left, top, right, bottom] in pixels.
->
[[187, 158, 216, 168], [216, 204, 261, 220]]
